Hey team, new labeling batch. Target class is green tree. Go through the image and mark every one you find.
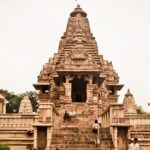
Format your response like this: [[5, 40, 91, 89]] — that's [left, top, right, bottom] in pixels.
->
[[0, 89, 39, 113], [0, 89, 22, 113], [136, 105, 148, 114]]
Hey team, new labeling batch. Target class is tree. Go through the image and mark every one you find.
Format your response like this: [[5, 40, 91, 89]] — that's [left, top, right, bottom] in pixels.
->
[[0, 144, 10, 150], [136, 105, 148, 114], [0, 89, 39, 113], [0, 89, 22, 113]]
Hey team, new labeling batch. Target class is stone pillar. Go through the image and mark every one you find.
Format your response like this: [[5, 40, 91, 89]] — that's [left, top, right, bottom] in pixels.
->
[[3, 102, 6, 114], [114, 127, 118, 150], [33, 127, 38, 150], [46, 127, 52, 150], [87, 84, 95, 103], [63, 83, 72, 103]]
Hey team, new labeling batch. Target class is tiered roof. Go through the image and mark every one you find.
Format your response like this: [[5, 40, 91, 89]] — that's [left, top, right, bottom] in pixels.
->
[[36, 5, 120, 86]]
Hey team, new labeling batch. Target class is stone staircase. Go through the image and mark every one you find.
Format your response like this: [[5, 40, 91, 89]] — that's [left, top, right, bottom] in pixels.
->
[[50, 126, 114, 150], [50, 103, 114, 150], [57, 103, 102, 127]]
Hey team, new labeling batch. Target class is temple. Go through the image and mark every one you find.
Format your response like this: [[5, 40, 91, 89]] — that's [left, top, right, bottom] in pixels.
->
[[0, 5, 150, 150]]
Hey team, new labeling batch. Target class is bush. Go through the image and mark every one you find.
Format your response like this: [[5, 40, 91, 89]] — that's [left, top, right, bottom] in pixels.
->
[[0, 144, 10, 150]]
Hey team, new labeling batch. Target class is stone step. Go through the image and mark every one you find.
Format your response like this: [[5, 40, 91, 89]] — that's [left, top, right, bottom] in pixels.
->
[[50, 127, 114, 150], [51, 148, 103, 150]]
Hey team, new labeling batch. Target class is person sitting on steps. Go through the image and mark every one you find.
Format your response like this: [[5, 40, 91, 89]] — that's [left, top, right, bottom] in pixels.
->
[[63, 111, 70, 121], [69, 110, 76, 118]]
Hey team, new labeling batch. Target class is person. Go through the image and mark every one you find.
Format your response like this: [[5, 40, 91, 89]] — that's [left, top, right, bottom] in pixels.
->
[[63, 111, 70, 121], [96, 115, 101, 127], [128, 139, 134, 150], [69, 110, 76, 118], [92, 119, 100, 146], [133, 137, 139, 150]]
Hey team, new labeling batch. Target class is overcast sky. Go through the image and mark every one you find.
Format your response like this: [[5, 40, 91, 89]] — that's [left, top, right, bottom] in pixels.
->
[[0, 0, 150, 111]]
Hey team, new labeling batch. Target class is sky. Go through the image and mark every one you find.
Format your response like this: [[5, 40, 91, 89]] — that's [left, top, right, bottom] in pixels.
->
[[0, 0, 150, 111]]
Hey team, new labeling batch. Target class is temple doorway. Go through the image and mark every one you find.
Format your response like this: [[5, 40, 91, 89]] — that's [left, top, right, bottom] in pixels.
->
[[71, 76, 87, 102], [37, 127, 47, 150], [117, 127, 128, 150]]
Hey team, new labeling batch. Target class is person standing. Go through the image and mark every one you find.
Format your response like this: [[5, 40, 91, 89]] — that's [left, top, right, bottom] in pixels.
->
[[96, 115, 101, 127], [128, 139, 134, 150], [92, 119, 100, 145], [133, 138, 139, 150]]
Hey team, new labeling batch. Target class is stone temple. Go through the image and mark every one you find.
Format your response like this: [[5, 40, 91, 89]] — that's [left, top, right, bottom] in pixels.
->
[[0, 5, 150, 150]]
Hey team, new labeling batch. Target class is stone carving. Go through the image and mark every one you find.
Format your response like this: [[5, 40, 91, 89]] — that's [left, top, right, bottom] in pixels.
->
[[64, 52, 71, 65], [100, 83, 108, 100]]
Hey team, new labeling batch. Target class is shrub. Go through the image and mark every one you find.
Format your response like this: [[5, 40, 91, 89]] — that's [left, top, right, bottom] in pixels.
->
[[0, 144, 10, 150]]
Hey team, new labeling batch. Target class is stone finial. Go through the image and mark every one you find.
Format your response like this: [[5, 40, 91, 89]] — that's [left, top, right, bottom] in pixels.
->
[[70, 5, 87, 17], [19, 96, 33, 114], [123, 89, 136, 114], [125, 89, 133, 97]]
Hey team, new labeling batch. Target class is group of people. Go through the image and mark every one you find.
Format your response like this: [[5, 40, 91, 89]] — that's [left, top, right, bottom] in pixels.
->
[[63, 110, 76, 121], [128, 138, 139, 150]]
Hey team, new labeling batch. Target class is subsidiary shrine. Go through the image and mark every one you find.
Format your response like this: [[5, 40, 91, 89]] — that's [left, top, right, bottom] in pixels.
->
[[0, 5, 150, 150]]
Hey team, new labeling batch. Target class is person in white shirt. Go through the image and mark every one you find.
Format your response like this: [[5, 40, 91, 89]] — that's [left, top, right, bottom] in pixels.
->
[[69, 110, 76, 118], [128, 139, 134, 150], [133, 138, 139, 150], [96, 115, 101, 127]]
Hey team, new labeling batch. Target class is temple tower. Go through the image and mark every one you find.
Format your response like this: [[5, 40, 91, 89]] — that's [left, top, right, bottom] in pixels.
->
[[34, 5, 123, 111], [33, 5, 123, 149], [19, 96, 33, 114]]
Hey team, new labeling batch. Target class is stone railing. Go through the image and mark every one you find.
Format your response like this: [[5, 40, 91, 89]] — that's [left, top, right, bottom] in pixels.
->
[[0, 114, 38, 129], [101, 104, 124, 150], [110, 114, 150, 126], [125, 114, 150, 126], [101, 104, 124, 127]]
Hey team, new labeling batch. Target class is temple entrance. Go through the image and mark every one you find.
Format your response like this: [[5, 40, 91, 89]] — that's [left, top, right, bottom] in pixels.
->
[[117, 127, 128, 150], [37, 127, 47, 150], [71, 76, 87, 102]]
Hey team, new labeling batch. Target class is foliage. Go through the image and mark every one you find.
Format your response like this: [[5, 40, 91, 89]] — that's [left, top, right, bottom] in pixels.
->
[[0, 144, 10, 150], [0, 89, 22, 113], [136, 105, 148, 114], [0, 89, 38, 113]]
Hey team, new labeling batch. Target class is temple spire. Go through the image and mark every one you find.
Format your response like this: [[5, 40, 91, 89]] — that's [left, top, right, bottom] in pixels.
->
[[123, 89, 136, 114]]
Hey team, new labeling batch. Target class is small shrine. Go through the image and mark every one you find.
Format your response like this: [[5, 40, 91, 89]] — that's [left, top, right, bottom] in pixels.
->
[[123, 89, 137, 114], [19, 96, 33, 114]]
